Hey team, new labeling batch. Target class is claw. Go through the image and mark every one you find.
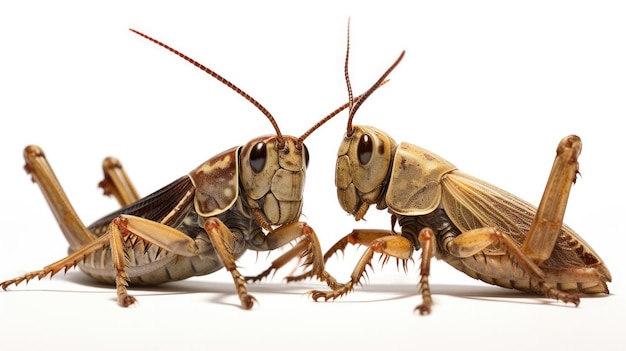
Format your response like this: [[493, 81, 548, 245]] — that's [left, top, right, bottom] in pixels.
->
[[414, 304, 431, 316], [241, 295, 258, 310], [308, 290, 330, 302], [119, 294, 138, 308], [564, 294, 581, 307]]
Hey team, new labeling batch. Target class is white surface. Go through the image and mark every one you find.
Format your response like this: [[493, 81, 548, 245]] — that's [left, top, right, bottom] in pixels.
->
[[1, 1, 624, 350]]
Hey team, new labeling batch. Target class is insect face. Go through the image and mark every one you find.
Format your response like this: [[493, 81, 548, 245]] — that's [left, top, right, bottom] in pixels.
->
[[240, 135, 308, 225], [335, 125, 397, 220]]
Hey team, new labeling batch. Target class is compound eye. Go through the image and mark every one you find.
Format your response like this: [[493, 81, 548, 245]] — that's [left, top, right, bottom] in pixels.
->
[[357, 134, 373, 165], [303, 143, 310, 168], [250, 141, 267, 173]]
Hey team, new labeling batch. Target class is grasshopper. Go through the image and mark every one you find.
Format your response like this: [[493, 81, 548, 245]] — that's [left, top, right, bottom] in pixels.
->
[[307, 30, 612, 315], [1, 29, 361, 309]]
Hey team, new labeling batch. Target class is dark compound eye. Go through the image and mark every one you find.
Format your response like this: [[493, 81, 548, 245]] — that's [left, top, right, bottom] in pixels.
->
[[250, 141, 267, 173], [357, 134, 373, 164], [303, 143, 310, 168]]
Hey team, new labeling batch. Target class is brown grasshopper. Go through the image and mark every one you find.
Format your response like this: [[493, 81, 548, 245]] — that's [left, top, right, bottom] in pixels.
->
[[306, 30, 612, 314], [0, 29, 368, 309]]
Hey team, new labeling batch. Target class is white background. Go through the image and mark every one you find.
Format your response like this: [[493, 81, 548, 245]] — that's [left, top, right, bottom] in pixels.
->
[[1, 1, 624, 350]]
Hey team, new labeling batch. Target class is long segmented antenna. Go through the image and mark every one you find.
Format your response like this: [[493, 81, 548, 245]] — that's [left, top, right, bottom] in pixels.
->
[[297, 86, 388, 145], [129, 29, 285, 146], [344, 26, 405, 136], [300, 20, 399, 144], [298, 101, 350, 145], [345, 18, 354, 120]]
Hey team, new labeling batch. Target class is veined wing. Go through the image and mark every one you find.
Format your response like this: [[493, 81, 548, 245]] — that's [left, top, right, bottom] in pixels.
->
[[440, 170, 606, 271], [88, 175, 195, 236]]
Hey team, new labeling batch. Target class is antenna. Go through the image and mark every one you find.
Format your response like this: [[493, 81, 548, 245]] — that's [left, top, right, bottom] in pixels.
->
[[341, 22, 405, 136], [129, 29, 285, 146]]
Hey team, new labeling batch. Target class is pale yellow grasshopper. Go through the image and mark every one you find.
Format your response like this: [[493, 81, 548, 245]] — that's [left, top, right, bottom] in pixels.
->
[[307, 28, 612, 315]]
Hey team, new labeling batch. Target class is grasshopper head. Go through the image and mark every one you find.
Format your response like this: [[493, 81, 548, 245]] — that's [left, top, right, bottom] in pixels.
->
[[239, 135, 309, 225], [336, 125, 397, 220], [334, 21, 405, 220]]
